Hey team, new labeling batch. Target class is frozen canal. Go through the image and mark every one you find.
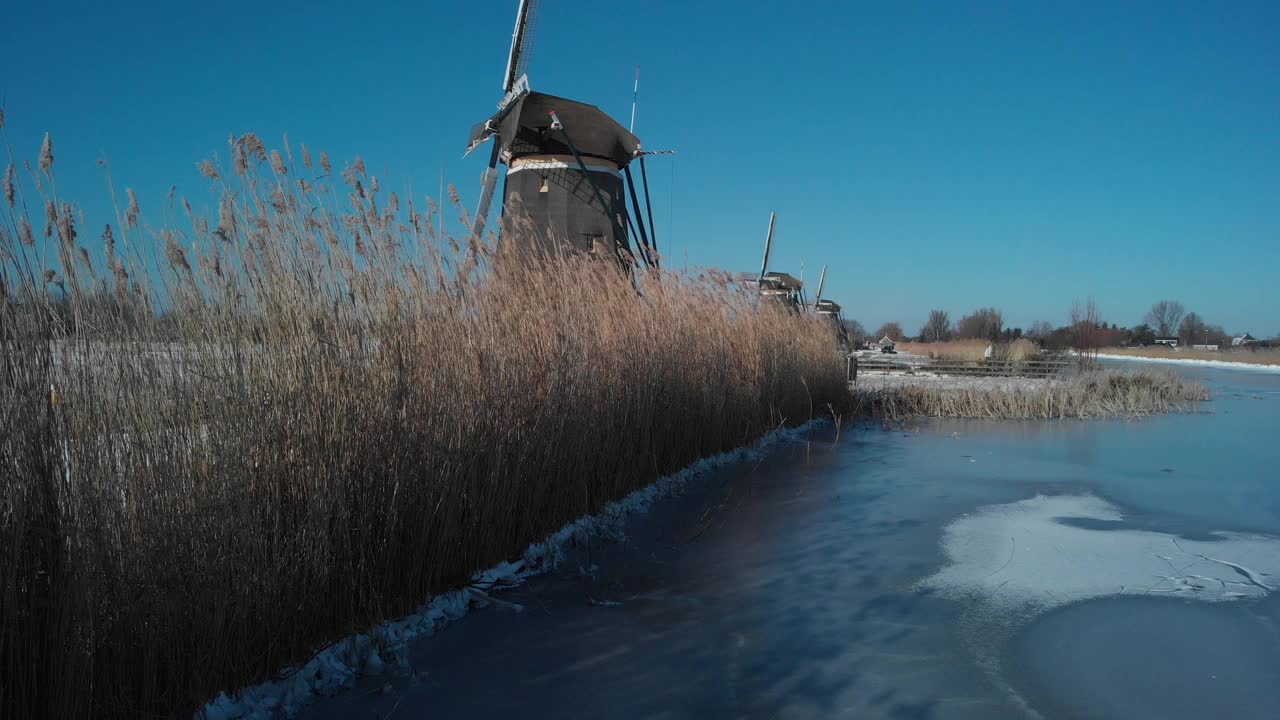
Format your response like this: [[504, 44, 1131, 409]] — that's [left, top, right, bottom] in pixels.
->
[[302, 364, 1280, 720]]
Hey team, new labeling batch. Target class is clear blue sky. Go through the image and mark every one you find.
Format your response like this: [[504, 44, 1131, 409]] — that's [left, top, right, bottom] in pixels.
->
[[4, 0, 1277, 335]]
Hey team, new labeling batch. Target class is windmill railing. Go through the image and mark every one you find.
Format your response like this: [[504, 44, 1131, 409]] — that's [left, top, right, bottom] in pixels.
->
[[848, 357, 1073, 383]]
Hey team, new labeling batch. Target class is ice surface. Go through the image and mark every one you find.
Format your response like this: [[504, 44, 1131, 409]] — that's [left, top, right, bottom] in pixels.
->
[[195, 421, 818, 719], [918, 494, 1280, 715], [1009, 596, 1280, 720]]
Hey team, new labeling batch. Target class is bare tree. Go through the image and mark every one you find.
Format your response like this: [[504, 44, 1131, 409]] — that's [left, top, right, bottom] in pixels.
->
[[875, 322, 904, 341], [1070, 298, 1104, 358], [1027, 320, 1055, 338], [919, 309, 952, 342], [842, 318, 867, 346], [1144, 300, 1185, 337], [956, 307, 1003, 340], [1178, 312, 1206, 345]]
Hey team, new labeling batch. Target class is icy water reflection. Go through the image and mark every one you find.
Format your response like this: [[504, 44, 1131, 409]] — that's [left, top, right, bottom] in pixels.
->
[[303, 365, 1280, 720]]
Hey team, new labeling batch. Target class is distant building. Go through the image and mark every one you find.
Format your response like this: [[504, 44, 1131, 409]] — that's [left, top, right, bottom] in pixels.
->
[[1232, 333, 1257, 347], [879, 336, 896, 350], [1191, 344, 1219, 351], [1153, 336, 1179, 347]]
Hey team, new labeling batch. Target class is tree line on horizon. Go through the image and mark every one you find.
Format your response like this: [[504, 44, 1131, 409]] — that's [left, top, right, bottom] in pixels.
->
[[841, 300, 1275, 350]]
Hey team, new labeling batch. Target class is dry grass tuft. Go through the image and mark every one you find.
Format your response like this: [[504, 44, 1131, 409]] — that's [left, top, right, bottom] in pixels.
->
[[850, 369, 1209, 420], [1, 132, 846, 719]]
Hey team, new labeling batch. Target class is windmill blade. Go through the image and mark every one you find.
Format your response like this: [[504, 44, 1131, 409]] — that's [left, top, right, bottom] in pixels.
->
[[464, 74, 531, 157], [467, 0, 538, 239], [503, 0, 540, 92], [759, 212, 776, 282], [630, 65, 640, 134], [815, 265, 827, 305], [464, 119, 495, 158], [470, 143, 502, 238], [634, 149, 677, 157]]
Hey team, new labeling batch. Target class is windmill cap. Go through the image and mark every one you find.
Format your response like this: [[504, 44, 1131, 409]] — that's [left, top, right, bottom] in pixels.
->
[[471, 91, 640, 166], [762, 272, 803, 289]]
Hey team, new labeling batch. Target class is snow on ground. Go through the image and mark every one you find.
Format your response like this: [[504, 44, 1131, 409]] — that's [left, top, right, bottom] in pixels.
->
[[197, 421, 820, 720], [1096, 353, 1280, 373], [920, 494, 1280, 612], [853, 373, 1053, 392]]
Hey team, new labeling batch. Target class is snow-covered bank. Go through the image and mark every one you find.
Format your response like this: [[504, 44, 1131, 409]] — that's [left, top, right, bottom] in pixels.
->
[[1096, 353, 1280, 373], [198, 421, 820, 720], [854, 373, 1051, 392]]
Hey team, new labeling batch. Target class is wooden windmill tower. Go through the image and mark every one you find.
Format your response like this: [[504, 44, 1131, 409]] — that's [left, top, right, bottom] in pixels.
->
[[465, 0, 664, 269]]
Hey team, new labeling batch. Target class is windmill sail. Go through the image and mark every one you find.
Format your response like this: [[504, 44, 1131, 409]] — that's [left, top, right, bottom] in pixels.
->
[[502, 0, 539, 92], [470, 0, 538, 239], [759, 212, 776, 282]]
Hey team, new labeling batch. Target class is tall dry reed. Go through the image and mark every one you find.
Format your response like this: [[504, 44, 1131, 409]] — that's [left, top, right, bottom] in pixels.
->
[[0, 129, 847, 719], [898, 338, 1041, 362]]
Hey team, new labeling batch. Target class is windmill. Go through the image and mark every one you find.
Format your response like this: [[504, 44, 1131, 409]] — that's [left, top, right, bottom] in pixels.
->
[[811, 264, 851, 349], [465, 0, 663, 270], [742, 212, 805, 311]]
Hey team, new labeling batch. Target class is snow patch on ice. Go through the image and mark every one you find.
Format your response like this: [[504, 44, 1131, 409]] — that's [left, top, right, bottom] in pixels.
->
[[919, 494, 1280, 611], [196, 421, 818, 719], [1095, 353, 1280, 373]]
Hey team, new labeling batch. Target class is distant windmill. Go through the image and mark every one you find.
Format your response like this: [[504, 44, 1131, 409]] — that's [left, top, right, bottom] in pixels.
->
[[742, 212, 805, 311], [464, 0, 664, 269], [812, 264, 850, 349]]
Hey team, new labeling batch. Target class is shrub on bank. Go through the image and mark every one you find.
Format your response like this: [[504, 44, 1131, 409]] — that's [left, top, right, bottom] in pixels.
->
[[849, 369, 1209, 420]]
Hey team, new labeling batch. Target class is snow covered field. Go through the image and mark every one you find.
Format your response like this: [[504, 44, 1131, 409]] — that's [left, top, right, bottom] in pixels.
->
[[1096, 353, 1280, 373]]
